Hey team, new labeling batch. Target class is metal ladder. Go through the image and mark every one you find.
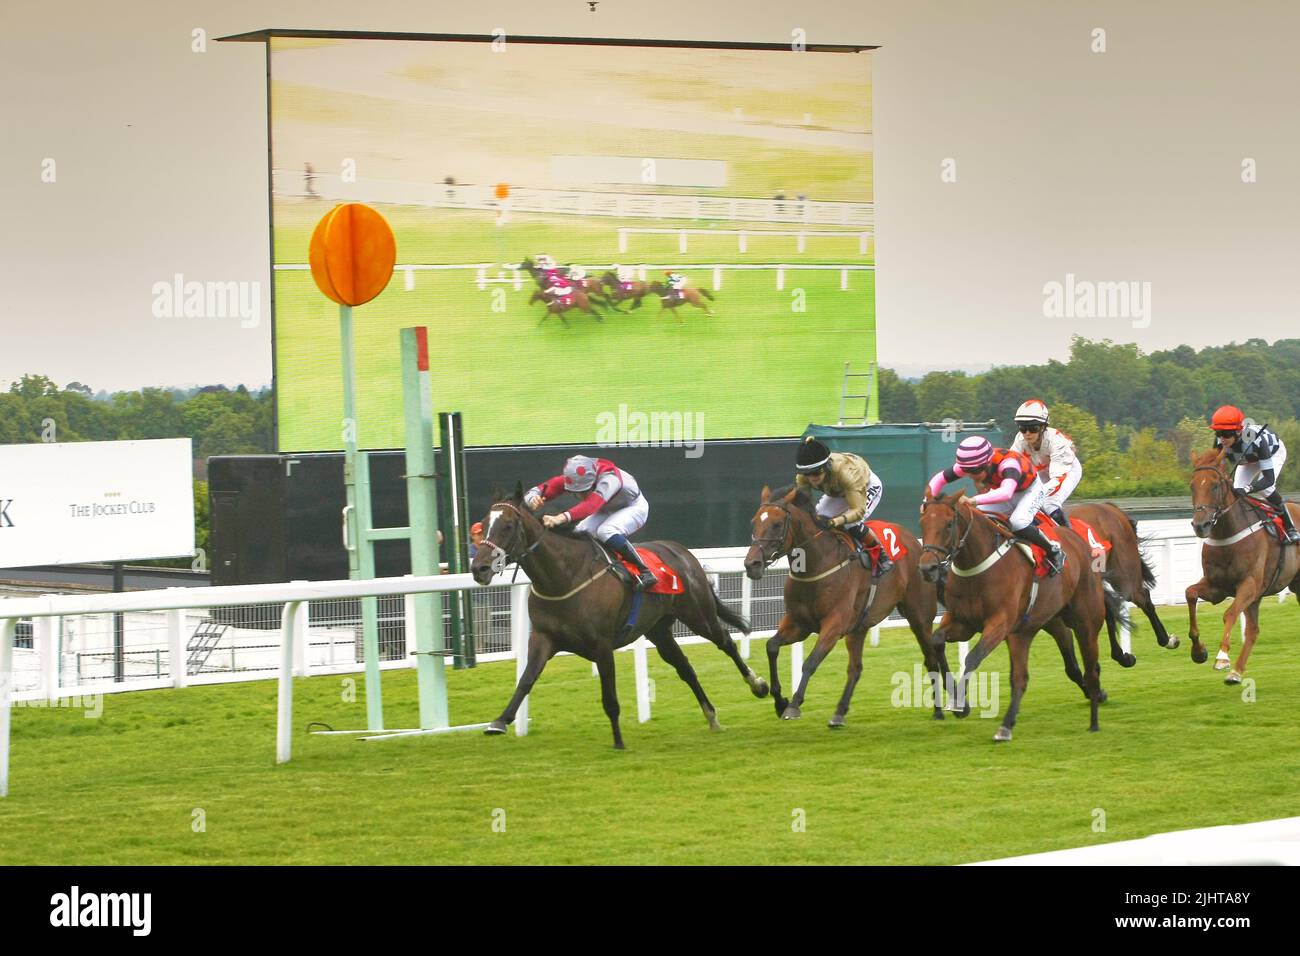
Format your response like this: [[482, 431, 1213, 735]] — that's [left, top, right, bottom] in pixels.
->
[[838, 362, 873, 425], [187, 620, 229, 674]]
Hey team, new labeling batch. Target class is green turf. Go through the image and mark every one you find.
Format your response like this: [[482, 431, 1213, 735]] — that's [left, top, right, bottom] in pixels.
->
[[4, 601, 1298, 865], [274, 204, 876, 451]]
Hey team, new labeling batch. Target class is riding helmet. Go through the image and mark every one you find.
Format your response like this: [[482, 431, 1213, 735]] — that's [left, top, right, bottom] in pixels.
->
[[795, 436, 832, 474]]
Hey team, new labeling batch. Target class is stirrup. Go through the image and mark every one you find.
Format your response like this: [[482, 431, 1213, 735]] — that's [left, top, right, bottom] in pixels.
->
[[633, 569, 658, 590]]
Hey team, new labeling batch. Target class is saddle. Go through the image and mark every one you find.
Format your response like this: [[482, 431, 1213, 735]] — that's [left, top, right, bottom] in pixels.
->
[[1241, 495, 1292, 543], [588, 538, 685, 595], [829, 520, 906, 577], [986, 513, 1109, 578]]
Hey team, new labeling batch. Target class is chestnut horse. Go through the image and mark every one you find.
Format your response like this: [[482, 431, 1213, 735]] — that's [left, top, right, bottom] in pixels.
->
[[1186, 447, 1300, 683], [1068, 501, 1177, 658], [647, 280, 715, 320], [919, 492, 1126, 740], [743, 485, 942, 725], [469, 487, 769, 748]]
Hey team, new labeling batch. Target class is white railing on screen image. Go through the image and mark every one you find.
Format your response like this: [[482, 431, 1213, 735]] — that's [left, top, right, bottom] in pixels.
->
[[1, 523, 1286, 796]]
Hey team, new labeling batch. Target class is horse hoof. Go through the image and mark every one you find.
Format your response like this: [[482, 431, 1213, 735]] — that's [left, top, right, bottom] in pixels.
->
[[1191, 647, 1208, 665], [993, 727, 1012, 742], [932, 710, 945, 721], [1098, 689, 1109, 704], [613, 741, 626, 750], [709, 721, 724, 732], [1165, 635, 1181, 650], [483, 720, 508, 736], [954, 707, 971, 719], [1118, 653, 1136, 668], [751, 677, 770, 699], [781, 705, 801, 720], [827, 715, 845, 729], [1213, 659, 1230, 671], [1225, 670, 1243, 685], [773, 698, 789, 719]]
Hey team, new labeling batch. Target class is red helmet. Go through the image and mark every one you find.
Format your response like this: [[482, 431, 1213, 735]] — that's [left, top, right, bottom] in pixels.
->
[[1211, 405, 1245, 431]]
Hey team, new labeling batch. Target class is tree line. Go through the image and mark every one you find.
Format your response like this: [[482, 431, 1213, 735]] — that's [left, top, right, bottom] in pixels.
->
[[879, 336, 1300, 497]]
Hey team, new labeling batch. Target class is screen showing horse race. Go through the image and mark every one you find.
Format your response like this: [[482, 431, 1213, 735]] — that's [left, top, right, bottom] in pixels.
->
[[268, 35, 875, 451]]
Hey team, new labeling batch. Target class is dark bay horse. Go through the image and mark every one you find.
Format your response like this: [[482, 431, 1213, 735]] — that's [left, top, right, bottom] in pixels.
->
[[1186, 447, 1300, 683], [743, 486, 941, 725], [919, 492, 1126, 740], [516, 257, 607, 325], [469, 488, 769, 748], [1068, 501, 1176, 658], [598, 271, 651, 311]]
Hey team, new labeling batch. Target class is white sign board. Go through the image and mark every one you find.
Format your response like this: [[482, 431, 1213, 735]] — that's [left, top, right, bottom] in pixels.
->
[[0, 439, 195, 567]]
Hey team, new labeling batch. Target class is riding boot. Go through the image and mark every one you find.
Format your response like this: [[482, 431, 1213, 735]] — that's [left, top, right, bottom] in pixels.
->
[[1047, 506, 1070, 528], [606, 533, 658, 590], [1014, 523, 1064, 576], [848, 522, 893, 576], [1268, 493, 1300, 544]]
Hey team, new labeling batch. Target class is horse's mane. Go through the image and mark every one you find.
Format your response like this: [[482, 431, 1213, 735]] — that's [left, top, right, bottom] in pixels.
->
[[769, 484, 817, 516], [1192, 446, 1226, 470]]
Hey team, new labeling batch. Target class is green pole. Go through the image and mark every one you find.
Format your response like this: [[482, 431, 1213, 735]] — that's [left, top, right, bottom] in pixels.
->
[[340, 303, 384, 732], [402, 327, 448, 730]]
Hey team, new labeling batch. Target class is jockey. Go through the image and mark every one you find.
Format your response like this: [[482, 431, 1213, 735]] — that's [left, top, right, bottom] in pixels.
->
[[794, 436, 892, 575], [534, 253, 556, 271], [1211, 405, 1300, 543], [1010, 399, 1082, 528], [524, 454, 659, 589], [927, 435, 1064, 576], [664, 271, 687, 300], [567, 264, 587, 283], [544, 269, 573, 300]]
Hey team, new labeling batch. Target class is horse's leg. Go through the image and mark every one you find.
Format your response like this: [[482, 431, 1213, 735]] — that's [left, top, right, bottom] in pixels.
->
[[934, 614, 975, 713], [699, 612, 768, 698], [954, 616, 1011, 719], [994, 631, 1032, 742], [765, 617, 809, 719], [643, 619, 722, 731], [784, 620, 846, 720], [1100, 586, 1136, 668], [593, 643, 625, 750], [1185, 577, 1222, 665], [1075, 617, 1103, 732], [828, 630, 865, 728], [1134, 585, 1177, 649], [1042, 615, 1090, 700], [901, 603, 945, 720], [1229, 598, 1263, 684], [1219, 579, 1260, 680], [485, 631, 555, 734]]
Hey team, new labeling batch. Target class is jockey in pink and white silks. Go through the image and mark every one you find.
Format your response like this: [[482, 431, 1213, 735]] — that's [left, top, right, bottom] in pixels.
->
[[524, 455, 658, 589], [1009, 399, 1082, 529], [926, 436, 1065, 576]]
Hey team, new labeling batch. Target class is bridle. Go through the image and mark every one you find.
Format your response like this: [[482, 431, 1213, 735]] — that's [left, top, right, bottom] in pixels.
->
[[749, 500, 833, 571], [918, 498, 976, 581], [477, 501, 545, 573], [1191, 464, 1242, 531]]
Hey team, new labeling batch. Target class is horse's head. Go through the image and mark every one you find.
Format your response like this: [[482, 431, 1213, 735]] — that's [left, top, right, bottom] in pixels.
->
[[745, 484, 818, 580], [1189, 446, 1231, 538], [918, 491, 975, 584], [470, 483, 537, 585], [517, 257, 536, 275]]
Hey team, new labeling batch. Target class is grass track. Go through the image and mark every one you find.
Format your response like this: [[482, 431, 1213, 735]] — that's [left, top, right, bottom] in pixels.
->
[[5, 601, 1297, 865]]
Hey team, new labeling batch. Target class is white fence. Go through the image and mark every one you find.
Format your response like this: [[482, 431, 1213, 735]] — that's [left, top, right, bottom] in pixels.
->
[[272, 170, 874, 227], [2, 522, 1287, 795]]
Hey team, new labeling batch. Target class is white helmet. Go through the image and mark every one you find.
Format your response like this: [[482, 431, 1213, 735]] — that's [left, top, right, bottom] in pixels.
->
[[568, 264, 586, 280], [1014, 399, 1050, 425], [562, 455, 599, 492], [536, 254, 554, 269]]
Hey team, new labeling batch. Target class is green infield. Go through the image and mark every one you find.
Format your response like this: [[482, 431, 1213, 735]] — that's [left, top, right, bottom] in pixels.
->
[[3, 601, 1298, 865], [273, 203, 876, 451]]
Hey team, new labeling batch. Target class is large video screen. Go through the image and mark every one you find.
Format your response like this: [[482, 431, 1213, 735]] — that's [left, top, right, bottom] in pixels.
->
[[269, 36, 875, 451]]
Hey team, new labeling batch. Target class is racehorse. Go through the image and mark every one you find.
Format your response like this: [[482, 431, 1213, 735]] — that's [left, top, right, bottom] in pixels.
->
[[516, 258, 607, 325], [1186, 446, 1300, 682], [647, 280, 715, 320], [469, 486, 770, 748], [598, 271, 652, 311], [1068, 502, 1177, 658], [918, 492, 1127, 740], [743, 485, 942, 725]]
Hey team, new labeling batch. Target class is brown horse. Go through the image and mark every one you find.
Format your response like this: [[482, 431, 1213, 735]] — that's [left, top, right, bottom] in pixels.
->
[[742, 485, 942, 725], [1068, 502, 1176, 659], [918, 492, 1125, 740], [1186, 447, 1300, 683], [647, 280, 715, 320], [469, 487, 769, 748], [598, 271, 652, 311]]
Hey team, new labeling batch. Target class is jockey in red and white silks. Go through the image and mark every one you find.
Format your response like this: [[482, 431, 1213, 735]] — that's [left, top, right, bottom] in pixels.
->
[[926, 436, 1064, 575], [524, 455, 658, 588], [1009, 399, 1082, 528]]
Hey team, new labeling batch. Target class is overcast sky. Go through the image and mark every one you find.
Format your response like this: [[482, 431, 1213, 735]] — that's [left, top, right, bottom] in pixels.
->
[[3, 0, 1298, 392]]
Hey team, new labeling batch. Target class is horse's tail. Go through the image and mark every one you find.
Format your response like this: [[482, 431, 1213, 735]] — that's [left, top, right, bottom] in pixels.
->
[[713, 588, 752, 634], [1102, 579, 1131, 635], [1125, 512, 1158, 590]]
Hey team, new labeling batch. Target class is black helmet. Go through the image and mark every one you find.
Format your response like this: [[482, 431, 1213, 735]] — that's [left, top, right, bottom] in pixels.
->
[[795, 436, 831, 474]]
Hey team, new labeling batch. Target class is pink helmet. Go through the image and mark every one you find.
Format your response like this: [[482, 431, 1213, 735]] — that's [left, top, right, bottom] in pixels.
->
[[956, 436, 993, 469]]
